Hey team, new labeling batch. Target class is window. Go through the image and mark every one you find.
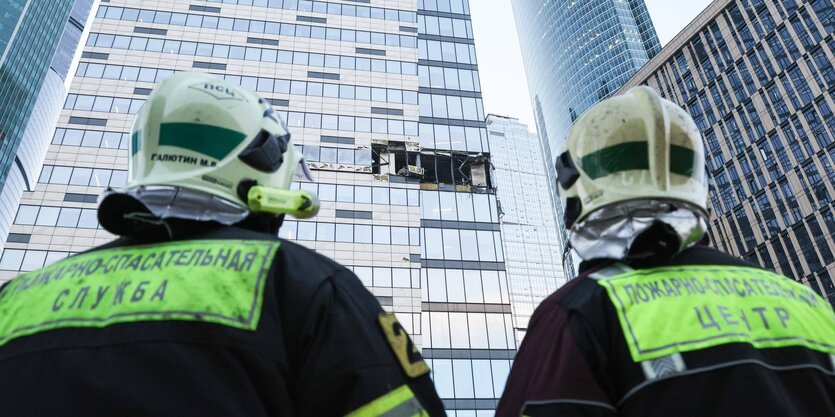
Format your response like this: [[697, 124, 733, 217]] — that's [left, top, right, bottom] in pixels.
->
[[297, 222, 316, 240], [355, 225, 372, 244], [35, 207, 60, 226], [15, 206, 39, 225]]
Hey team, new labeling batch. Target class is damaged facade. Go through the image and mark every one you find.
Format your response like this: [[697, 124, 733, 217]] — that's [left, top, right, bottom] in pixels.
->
[[370, 139, 493, 191]]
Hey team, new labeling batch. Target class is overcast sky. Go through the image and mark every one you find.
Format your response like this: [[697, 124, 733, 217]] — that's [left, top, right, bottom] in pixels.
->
[[470, 0, 714, 131]]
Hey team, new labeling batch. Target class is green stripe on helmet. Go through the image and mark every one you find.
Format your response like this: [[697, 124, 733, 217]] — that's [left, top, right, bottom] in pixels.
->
[[670, 145, 697, 177], [579, 142, 697, 179], [579, 142, 649, 179], [131, 131, 142, 156], [159, 122, 247, 160]]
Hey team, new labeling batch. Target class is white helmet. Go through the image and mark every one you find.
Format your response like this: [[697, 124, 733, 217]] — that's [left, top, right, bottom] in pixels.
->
[[556, 86, 709, 260], [99, 71, 318, 235]]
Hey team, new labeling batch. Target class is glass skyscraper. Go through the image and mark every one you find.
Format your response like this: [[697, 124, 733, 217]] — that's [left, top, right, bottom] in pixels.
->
[[486, 114, 566, 344], [0, 0, 94, 251], [512, 0, 662, 276], [619, 0, 835, 306], [0, 1, 513, 414]]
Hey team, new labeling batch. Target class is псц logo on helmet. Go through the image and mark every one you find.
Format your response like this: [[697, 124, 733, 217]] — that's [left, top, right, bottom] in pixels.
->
[[188, 82, 246, 101]]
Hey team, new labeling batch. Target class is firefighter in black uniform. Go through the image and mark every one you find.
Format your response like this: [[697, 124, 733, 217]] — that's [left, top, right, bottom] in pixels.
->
[[497, 86, 835, 416], [0, 72, 445, 416]]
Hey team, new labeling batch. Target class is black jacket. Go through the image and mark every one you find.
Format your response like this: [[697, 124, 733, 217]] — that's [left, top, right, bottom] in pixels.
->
[[0, 224, 445, 416], [497, 245, 835, 417]]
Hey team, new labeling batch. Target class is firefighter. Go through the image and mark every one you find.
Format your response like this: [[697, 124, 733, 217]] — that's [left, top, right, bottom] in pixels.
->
[[0, 72, 445, 417], [497, 86, 835, 416]]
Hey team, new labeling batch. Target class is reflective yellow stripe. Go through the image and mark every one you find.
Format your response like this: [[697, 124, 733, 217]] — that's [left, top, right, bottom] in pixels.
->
[[597, 265, 835, 362], [345, 384, 426, 417], [0, 240, 278, 347]]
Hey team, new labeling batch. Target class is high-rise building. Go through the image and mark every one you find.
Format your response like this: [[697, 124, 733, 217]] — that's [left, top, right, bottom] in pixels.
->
[[619, 0, 835, 306], [0, 1, 514, 413], [486, 114, 566, 344], [512, 0, 662, 276], [0, 0, 94, 251]]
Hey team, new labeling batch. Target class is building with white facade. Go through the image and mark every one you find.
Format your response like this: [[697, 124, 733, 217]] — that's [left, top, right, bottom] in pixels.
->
[[486, 114, 566, 344], [0, 1, 514, 414]]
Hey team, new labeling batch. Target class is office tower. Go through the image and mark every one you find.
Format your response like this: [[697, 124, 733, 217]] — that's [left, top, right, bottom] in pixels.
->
[[0, 0, 94, 251], [512, 0, 662, 276], [619, 0, 835, 305], [486, 114, 567, 344], [0, 1, 514, 413]]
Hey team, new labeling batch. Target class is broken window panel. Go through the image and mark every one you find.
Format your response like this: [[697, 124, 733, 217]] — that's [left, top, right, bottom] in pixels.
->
[[415, 151, 492, 189], [371, 143, 389, 174]]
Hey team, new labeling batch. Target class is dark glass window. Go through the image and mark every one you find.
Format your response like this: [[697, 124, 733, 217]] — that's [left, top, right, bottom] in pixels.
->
[[822, 208, 835, 236], [803, 105, 832, 149], [758, 140, 781, 180], [780, 179, 803, 224], [779, 74, 802, 110], [747, 51, 769, 85], [816, 100, 835, 144], [770, 185, 792, 226], [781, 234, 806, 279], [727, 68, 746, 102], [793, 224, 822, 272], [757, 245, 775, 271], [771, 237, 796, 278], [735, 207, 757, 252], [756, 192, 780, 234], [740, 154, 759, 193], [701, 93, 716, 124], [780, 123, 803, 164], [725, 115, 745, 155], [803, 161, 831, 205], [781, 0, 799, 15], [766, 82, 789, 122], [811, 0, 834, 33], [791, 116, 815, 159], [788, 66, 814, 107], [729, 164, 746, 200], [801, 9, 823, 44], [778, 26, 801, 60], [757, 3, 776, 32], [811, 47, 835, 87], [808, 217, 834, 264], [715, 170, 737, 212], [766, 34, 791, 70], [769, 132, 792, 171], [737, 59, 757, 94]]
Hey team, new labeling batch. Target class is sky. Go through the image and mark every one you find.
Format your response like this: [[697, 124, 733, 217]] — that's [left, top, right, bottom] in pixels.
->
[[470, 0, 714, 131]]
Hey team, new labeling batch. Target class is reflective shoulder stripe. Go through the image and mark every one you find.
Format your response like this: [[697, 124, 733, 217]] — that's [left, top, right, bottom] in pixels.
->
[[346, 384, 427, 417], [589, 263, 633, 280], [640, 352, 686, 380]]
